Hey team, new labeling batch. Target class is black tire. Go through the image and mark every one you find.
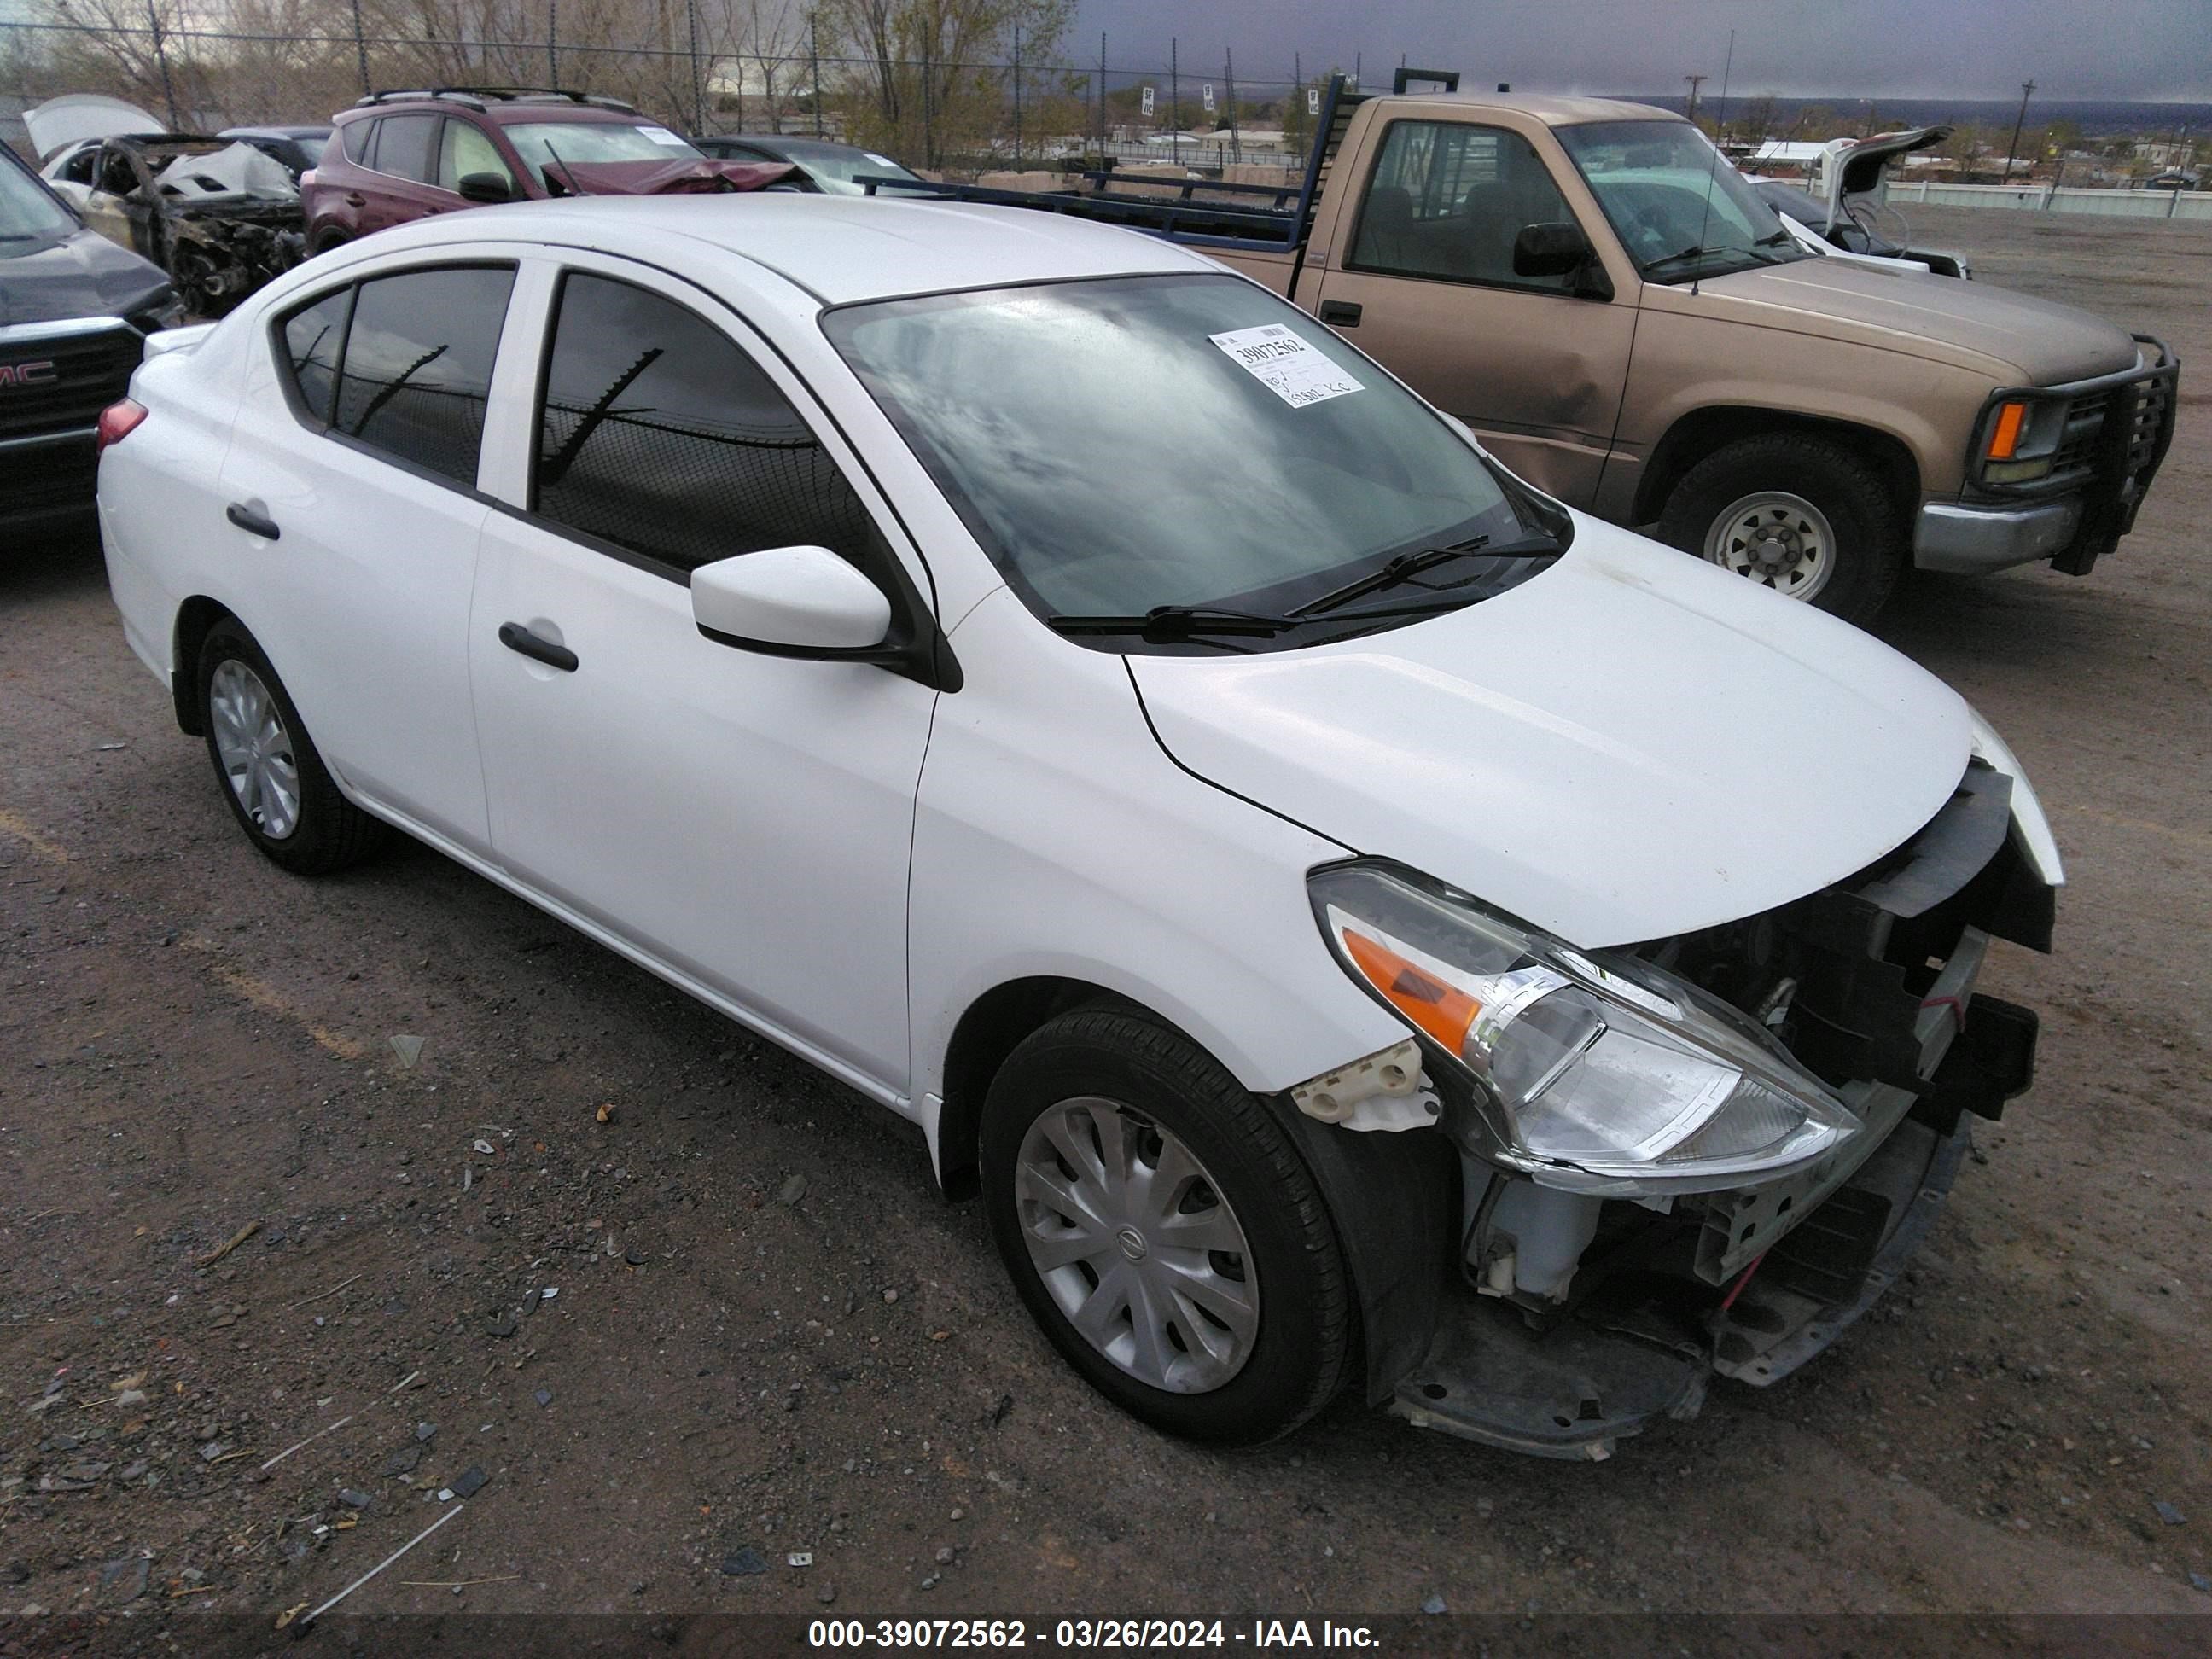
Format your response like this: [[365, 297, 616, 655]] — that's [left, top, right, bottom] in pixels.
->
[[980, 1006, 1353, 1445], [1656, 434, 1905, 624], [307, 229, 351, 258], [196, 617, 389, 876]]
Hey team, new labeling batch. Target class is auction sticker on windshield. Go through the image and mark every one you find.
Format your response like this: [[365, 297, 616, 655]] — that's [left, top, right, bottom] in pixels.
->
[[1209, 323, 1364, 409], [639, 125, 692, 146]]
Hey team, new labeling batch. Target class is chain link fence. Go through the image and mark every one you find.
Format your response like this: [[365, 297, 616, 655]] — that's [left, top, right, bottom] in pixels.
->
[[3, 6, 1365, 177]]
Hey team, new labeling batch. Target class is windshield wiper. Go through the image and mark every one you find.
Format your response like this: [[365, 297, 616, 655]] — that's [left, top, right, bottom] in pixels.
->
[[1294, 535, 1561, 616], [1046, 605, 1295, 642]]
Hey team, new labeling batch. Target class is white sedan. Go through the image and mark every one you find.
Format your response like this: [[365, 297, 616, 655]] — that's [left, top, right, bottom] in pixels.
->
[[96, 196, 2060, 1457]]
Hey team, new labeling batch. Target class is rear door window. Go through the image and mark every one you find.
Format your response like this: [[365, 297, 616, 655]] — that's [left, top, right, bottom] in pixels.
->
[[329, 265, 515, 486], [372, 114, 439, 183], [529, 271, 872, 573], [277, 287, 352, 424], [340, 120, 374, 164]]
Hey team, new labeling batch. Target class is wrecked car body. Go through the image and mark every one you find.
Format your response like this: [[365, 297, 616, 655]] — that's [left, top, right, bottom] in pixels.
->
[[1748, 126, 1973, 279], [32, 97, 304, 317]]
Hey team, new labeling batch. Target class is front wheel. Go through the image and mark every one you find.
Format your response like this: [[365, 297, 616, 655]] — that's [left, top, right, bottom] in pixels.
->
[[980, 1007, 1353, 1444], [1656, 434, 1905, 623]]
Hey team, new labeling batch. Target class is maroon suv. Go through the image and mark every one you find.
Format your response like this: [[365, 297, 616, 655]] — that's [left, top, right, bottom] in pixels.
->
[[300, 86, 798, 253]]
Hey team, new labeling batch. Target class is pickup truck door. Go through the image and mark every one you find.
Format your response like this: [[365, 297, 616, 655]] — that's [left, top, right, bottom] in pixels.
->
[[1307, 118, 1636, 509]]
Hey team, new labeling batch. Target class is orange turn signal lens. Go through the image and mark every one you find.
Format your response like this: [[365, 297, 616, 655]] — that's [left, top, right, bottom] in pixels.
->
[[1985, 400, 2028, 461], [1341, 928, 1482, 1054]]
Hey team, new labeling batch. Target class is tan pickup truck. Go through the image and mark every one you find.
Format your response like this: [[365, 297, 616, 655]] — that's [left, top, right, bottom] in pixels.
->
[[873, 76, 2179, 621]]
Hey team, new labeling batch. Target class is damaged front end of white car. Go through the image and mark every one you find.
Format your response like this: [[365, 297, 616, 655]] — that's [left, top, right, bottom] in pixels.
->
[[1289, 732, 2057, 1459]]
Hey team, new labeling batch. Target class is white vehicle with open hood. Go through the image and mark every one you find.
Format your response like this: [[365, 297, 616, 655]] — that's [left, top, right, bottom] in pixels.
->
[[95, 196, 2060, 1457]]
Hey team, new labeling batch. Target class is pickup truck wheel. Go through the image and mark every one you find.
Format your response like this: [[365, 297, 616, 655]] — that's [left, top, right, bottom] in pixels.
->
[[979, 1007, 1353, 1445], [1658, 435, 1903, 622], [198, 619, 389, 875]]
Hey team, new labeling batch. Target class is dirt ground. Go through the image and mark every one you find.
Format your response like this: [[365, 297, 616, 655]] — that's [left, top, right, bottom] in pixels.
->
[[3, 206, 2209, 1653]]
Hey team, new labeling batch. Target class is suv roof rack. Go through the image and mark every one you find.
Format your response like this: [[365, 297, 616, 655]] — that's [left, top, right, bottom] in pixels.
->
[[353, 86, 640, 114]]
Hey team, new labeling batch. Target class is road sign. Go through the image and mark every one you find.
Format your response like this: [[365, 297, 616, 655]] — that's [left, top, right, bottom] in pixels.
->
[[1141, 85, 1155, 117]]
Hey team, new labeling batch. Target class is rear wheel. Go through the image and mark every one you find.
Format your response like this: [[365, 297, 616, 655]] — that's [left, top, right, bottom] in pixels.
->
[[1657, 434, 1904, 623], [980, 1007, 1353, 1444], [197, 618, 388, 875]]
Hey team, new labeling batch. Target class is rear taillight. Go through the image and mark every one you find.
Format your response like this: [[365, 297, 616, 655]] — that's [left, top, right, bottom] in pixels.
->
[[96, 399, 148, 455]]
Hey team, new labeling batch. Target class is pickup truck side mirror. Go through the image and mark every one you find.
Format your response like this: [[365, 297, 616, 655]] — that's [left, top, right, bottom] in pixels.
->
[[457, 172, 514, 204], [1513, 221, 1592, 276], [1513, 221, 1615, 301]]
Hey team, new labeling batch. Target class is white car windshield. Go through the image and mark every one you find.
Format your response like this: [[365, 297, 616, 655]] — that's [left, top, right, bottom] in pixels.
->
[[504, 121, 700, 185], [1558, 119, 1811, 282], [826, 272, 1556, 646]]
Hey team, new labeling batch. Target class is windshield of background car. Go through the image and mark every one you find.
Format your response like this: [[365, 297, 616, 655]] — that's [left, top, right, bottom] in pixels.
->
[[791, 146, 920, 194], [504, 120, 701, 184], [825, 272, 1543, 639], [0, 154, 79, 244], [1557, 119, 1810, 282]]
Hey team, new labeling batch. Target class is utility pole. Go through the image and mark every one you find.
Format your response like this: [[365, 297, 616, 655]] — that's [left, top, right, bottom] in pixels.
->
[[1225, 47, 1238, 163], [2004, 79, 2037, 185], [1683, 72, 1707, 125], [1169, 37, 1179, 166]]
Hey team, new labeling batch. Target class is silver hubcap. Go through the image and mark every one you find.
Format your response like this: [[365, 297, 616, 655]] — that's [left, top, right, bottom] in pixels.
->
[[208, 660, 300, 841], [1703, 491, 1836, 602], [1015, 1097, 1259, 1394]]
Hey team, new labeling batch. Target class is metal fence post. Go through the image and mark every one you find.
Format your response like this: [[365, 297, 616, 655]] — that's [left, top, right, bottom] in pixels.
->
[[1011, 24, 1022, 169], [1097, 31, 1106, 160], [810, 15, 823, 137], [922, 41, 933, 167], [349, 0, 370, 95], [146, 0, 181, 130], [1169, 37, 1178, 166], [547, 0, 557, 87], [684, 0, 705, 133]]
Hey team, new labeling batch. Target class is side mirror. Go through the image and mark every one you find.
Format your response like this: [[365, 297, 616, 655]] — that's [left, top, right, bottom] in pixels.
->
[[1513, 221, 1615, 300], [457, 172, 514, 204], [691, 545, 893, 658], [1512, 220, 1592, 277]]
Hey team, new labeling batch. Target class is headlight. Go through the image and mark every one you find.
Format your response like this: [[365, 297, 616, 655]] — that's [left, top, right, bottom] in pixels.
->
[[1309, 864, 1858, 1193]]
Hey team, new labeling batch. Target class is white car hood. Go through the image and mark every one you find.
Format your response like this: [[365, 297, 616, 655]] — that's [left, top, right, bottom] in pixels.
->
[[1128, 516, 1973, 948], [25, 94, 166, 159]]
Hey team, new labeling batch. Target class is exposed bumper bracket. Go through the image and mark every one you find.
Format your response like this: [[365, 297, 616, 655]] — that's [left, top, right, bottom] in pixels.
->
[[1390, 1292, 1707, 1461]]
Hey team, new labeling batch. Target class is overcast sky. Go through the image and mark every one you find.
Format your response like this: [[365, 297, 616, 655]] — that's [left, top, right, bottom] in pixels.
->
[[1068, 0, 2208, 102]]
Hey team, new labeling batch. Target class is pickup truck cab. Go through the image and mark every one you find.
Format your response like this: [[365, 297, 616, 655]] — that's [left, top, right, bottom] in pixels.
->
[[875, 79, 2177, 622]]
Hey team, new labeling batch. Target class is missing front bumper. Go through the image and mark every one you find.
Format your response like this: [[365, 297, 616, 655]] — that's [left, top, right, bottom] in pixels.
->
[[1391, 1103, 1977, 1459]]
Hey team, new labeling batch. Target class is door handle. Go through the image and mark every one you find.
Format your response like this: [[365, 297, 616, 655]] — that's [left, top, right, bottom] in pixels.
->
[[225, 502, 281, 540], [498, 621, 579, 672], [343, 191, 365, 207], [1318, 300, 1363, 328]]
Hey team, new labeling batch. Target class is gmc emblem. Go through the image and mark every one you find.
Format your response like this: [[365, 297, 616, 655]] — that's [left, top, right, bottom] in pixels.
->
[[0, 361, 60, 387]]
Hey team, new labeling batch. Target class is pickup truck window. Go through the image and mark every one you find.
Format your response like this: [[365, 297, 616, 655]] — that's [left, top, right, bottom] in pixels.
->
[[1351, 120, 1579, 294], [827, 272, 1540, 643], [1557, 119, 1807, 283]]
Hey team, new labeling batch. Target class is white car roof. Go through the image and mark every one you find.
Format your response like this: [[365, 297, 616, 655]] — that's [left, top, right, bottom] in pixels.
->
[[370, 194, 1217, 307]]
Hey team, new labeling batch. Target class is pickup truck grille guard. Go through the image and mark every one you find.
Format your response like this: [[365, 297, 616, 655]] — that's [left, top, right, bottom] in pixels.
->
[[1391, 760, 2052, 1459], [1970, 334, 2180, 576]]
